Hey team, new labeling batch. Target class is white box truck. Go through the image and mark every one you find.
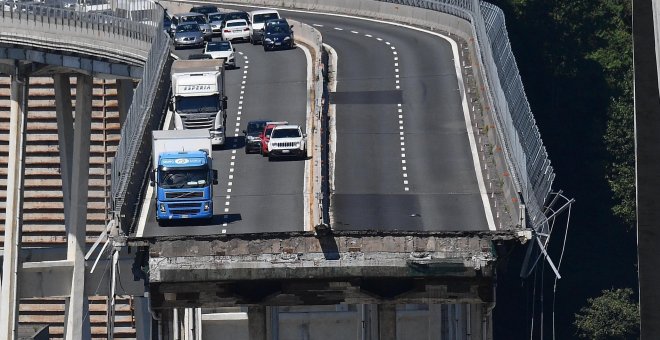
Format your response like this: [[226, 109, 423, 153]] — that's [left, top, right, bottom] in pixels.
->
[[150, 129, 218, 225], [170, 59, 227, 146]]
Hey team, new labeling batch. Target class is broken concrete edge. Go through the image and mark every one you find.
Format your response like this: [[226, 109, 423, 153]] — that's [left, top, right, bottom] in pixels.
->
[[150, 276, 496, 308], [129, 229, 526, 247]]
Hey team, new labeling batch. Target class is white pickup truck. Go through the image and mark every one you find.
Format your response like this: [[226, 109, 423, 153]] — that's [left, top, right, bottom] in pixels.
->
[[267, 124, 307, 161]]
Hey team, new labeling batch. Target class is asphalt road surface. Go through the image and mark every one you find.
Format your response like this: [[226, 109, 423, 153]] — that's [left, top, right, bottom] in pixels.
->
[[138, 33, 308, 237]]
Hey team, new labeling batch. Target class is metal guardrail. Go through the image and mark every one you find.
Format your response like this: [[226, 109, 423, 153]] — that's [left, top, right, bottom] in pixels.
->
[[0, 0, 170, 233], [0, 1, 161, 64], [110, 29, 170, 234], [476, 2, 555, 229]]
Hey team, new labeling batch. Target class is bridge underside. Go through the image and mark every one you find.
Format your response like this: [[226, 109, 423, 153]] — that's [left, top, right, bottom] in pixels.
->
[[0, 45, 142, 78], [136, 231, 521, 309]]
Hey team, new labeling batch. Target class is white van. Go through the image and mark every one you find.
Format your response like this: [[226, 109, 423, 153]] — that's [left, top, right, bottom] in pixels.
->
[[248, 9, 280, 45]]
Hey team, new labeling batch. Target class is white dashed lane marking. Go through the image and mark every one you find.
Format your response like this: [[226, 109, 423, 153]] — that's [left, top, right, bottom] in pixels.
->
[[324, 26, 411, 191], [223, 53, 249, 227]]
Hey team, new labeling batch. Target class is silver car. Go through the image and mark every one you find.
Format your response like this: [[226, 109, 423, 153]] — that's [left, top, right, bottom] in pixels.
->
[[173, 22, 204, 49], [172, 12, 212, 41], [207, 12, 225, 36]]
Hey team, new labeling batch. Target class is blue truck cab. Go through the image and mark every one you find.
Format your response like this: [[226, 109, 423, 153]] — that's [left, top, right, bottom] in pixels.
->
[[151, 130, 217, 225]]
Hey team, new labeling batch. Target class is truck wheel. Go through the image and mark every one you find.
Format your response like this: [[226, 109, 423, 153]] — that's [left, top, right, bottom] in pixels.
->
[[157, 220, 168, 227], [268, 155, 274, 162]]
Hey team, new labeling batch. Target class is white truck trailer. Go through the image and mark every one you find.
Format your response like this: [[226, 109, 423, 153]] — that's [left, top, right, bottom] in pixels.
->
[[170, 59, 227, 146]]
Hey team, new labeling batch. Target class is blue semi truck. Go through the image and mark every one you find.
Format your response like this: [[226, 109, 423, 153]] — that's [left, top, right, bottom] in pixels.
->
[[150, 129, 217, 225]]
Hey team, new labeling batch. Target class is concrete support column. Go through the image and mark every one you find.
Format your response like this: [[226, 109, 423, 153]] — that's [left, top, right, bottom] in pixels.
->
[[267, 306, 279, 340], [428, 304, 442, 340], [468, 304, 483, 340], [248, 306, 267, 340], [53, 74, 74, 232], [133, 296, 152, 340], [0, 72, 28, 340], [64, 74, 93, 340], [195, 308, 203, 340], [116, 79, 134, 125], [358, 304, 378, 340], [377, 304, 397, 340], [160, 309, 174, 340]]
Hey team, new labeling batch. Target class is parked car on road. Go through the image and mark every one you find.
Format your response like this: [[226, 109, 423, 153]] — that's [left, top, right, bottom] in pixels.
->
[[243, 120, 270, 154], [172, 12, 212, 41], [263, 20, 294, 51], [221, 19, 250, 42], [260, 121, 288, 156], [267, 125, 307, 161], [248, 9, 280, 45], [204, 41, 236, 69], [172, 22, 205, 49], [190, 4, 218, 19]]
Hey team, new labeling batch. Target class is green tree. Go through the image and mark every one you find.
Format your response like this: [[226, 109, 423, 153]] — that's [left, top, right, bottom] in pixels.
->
[[574, 288, 639, 339], [551, 0, 635, 227]]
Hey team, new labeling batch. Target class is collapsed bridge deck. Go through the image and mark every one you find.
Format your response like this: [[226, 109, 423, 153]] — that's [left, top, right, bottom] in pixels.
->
[[131, 230, 524, 309]]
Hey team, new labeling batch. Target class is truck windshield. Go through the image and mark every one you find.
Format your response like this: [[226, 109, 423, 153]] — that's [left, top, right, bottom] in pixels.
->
[[176, 95, 220, 113], [159, 168, 209, 189]]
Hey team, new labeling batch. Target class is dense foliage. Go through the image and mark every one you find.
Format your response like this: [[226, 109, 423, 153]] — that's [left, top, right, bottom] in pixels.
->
[[495, 0, 634, 224], [574, 288, 639, 339], [488, 0, 636, 337], [551, 0, 634, 226]]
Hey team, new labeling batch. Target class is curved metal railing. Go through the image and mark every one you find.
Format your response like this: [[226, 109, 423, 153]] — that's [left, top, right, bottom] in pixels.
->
[[0, 0, 170, 233]]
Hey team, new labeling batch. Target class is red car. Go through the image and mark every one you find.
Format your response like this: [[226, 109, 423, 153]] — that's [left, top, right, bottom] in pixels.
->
[[260, 121, 288, 156]]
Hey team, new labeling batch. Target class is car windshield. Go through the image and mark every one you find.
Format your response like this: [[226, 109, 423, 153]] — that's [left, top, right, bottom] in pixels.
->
[[226, 12, 248, 21], [248, 122, 267, 134], [254, 13, 278, 23], [206, 42, 231, 52], [177, 23, 199, 32], [266, 25, 289, 34], [227, 21, 246, 28], [176, 95, 220, 113], [159, 168, 209, 189], [183, 15, 206, 24], [208, 13, 224, 22], [272, 128, 300, 138]]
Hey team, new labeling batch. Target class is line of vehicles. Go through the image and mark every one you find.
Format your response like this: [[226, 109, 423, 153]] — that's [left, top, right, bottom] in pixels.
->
[[165, 6, 295, 52], [151, 6, 305, 225]]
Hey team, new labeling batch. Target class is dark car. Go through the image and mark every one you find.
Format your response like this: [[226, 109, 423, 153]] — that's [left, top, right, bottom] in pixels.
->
[[262, 20, 294, 51], [243, 120, 269, 154], [190, 5, 218, 18]]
